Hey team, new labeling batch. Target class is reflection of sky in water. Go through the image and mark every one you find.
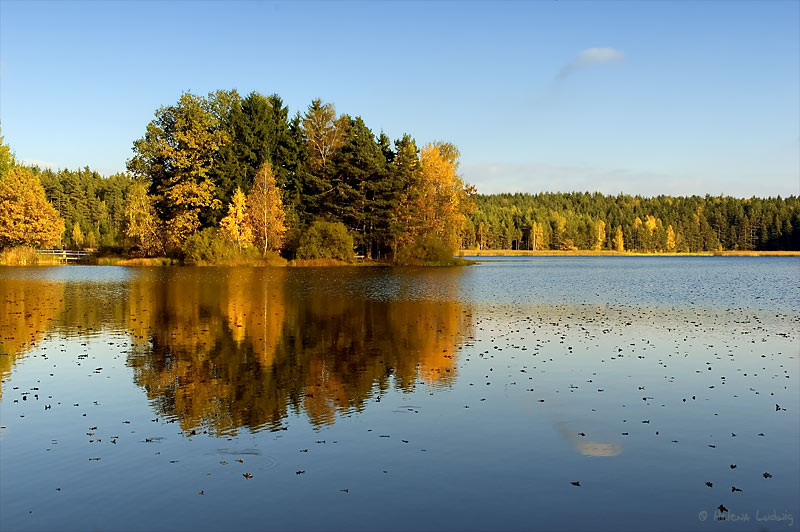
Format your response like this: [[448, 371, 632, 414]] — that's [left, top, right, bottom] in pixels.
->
[[460, 256, 800, 310], [0, 265, 134, 283], [1, 260, 798, 531]]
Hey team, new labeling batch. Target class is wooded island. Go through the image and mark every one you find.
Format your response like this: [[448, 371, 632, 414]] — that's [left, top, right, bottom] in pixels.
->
[[1, 90, 798, 265]]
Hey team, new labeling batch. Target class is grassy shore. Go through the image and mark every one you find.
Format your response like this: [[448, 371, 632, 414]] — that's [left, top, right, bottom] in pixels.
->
[[0, 247, 63, 265], [462, 249, 800, 257]]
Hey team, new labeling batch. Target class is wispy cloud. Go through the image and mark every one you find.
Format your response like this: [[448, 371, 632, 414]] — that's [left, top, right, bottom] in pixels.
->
[[556, 47, 625, 81]]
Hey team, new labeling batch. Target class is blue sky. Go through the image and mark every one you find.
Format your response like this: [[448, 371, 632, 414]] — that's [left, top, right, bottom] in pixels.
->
[[1, 0, 798, 197]]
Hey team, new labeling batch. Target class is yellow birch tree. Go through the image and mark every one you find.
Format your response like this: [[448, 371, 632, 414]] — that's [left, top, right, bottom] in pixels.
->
[[613, 226, 625, 252], [72, 224, 84, 249], [220, 187, 253, 251], [302, 99, 347, 171], [666, 225, 676, 252], [247, 163, 285, 255], [593, 220, 606, 251]]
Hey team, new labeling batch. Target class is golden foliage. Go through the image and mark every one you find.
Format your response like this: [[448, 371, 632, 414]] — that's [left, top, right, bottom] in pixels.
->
[[0, 168, 64, 249], [666, 224, 676, 252], [128, 92, 227, 251], [72, 224, 84, 249], [164, 179, 218, 249], [614, 226, 625, 252], [220, 187, 253, 250], [395, 143, 469, 257], [247, 163, 286, 254], [123, 269, 471, 432], [0, 278, 64, 399], [124, 182, 165, 256], [593, 220, 606, 251]]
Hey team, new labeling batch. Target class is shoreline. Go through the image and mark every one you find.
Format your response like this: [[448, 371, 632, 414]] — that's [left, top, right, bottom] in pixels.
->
[[3, 249, 798, 267], [462, 249, 800, 257]]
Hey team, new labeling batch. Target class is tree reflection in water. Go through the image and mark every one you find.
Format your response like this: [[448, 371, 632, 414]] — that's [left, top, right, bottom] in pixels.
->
[[0, 267, 472, 434], [0, 277, 65, 400], [124, 268, 473, 435]]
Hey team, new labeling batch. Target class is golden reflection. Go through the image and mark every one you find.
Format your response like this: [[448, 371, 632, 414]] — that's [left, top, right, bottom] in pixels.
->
[[0, 267, 471, 433], [126, 268, 472, 434], [0, 277, 65, 399]]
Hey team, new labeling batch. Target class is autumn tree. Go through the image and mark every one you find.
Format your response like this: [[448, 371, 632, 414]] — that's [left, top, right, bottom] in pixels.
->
[[127, 92, 227, 251], [530, 221, 545, 250], [0, 168, 64, 248], [613, 225, 625, 252], [220, 187, 253, 251], [593, 220, 606, 250], [0, 128, 14, 176], [666, 225, 676, 252], [72, 224, 84, 249], [302, 99, 347, 171], [393, 143, 469, 262], [86, 230, 98, 250], [124, 182, 165, 256], [246, 162, 285, 255]]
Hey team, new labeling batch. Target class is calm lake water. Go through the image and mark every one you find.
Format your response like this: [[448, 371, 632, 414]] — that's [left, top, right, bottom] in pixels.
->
[[1, 257, 798, 531]]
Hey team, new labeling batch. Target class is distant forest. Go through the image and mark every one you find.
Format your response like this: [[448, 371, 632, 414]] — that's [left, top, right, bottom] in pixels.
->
[[468, 193, 800, 252], [2, 88, 798, 256]]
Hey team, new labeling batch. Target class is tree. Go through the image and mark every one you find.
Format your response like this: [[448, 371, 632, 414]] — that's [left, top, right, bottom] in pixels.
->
[[302, 99, 347, 171], [86, 230, 98, 250], [395, 143, 468, 256], [389, 135, 421, 250], [220, 187, 253, 251], [0, 168, 64, 248], [0, 128, 15, 176], [325, 116, 388, 256], [247, 163, 285, 255], [72, 223, 84, 249], [127, 92, 227, 250], [666, 224, 676, 252], [613, 225, 625, 252], [593, 219, 606, 250], [211, 91, 295, 211], [530, 221, 545, 251], [124, 182, 164, 256]]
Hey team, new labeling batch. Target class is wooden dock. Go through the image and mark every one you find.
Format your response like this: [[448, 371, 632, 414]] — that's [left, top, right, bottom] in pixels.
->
[[35, 249, 94, 264]]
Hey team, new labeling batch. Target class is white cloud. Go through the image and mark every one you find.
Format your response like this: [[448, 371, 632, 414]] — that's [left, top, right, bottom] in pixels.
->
[[557, 47, 625, 80]]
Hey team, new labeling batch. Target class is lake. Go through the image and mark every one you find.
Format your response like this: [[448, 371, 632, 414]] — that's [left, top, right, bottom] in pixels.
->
[[1, 257, 798, 531]]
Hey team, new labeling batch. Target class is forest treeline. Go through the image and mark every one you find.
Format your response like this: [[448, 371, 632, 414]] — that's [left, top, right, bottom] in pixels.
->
[[467, 192, 800, 252], [1, 89, 799, 259]]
